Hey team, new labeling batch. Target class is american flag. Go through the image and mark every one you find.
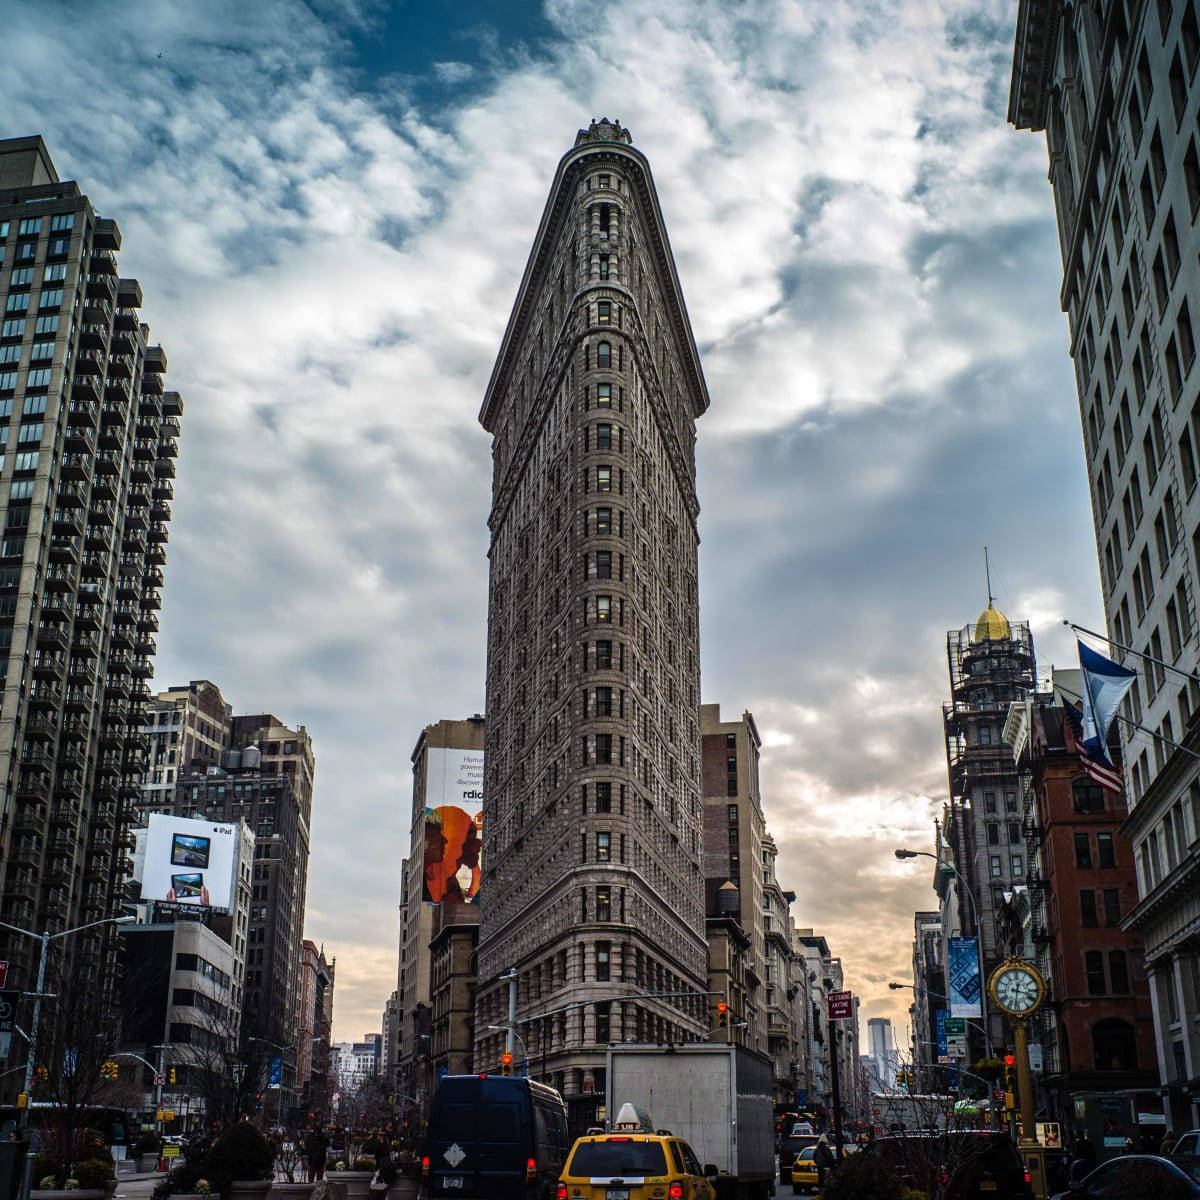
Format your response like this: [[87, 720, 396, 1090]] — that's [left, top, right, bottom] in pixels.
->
[[1063, 704, 1124, 795]]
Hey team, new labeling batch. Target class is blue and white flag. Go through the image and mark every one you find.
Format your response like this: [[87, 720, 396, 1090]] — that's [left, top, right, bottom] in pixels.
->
[[1077, 641, 1135, 760]]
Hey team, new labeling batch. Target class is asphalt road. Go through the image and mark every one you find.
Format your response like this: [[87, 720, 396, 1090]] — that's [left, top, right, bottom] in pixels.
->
[[114, 1176, 161, 1200]]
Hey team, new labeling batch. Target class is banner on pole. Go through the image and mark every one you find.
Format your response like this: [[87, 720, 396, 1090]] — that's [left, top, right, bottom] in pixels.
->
[[947, 937, 982, 1017]]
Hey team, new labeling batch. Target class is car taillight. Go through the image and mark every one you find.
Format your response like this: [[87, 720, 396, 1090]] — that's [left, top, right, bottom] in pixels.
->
[[1024, 1170, 1031, 1185], [421, 1157, 429, 1181], [669, 1183, 684, 1200], [526, 1158, 537, 1182], [556, 1185, 567, 1200]]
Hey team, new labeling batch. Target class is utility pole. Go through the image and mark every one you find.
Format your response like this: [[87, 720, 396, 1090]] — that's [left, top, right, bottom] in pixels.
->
[[501, 968, 518, 1060], [828, 1024, 844, 1160], [155, 1044, 166, 1146]]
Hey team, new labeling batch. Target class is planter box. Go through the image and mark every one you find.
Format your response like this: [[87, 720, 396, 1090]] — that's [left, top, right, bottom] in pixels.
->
[[230, 1181, 275, 1200], [325, 1170, 374, 1200], [272, 1184, 317, 1200], [32, 1191, 107, 1200]]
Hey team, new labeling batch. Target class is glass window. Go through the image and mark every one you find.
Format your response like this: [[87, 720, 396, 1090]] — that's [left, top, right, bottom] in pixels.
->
[[34, 314, 57, 335], [22, 395, 46, 416], [596, 423, 613, 449], [42, 263, 66, 282], [18, 218, 41, 236], [25, 368, 51, 388], [1005, 791, 1018, 812], [1075, 833, 1092, 866], [597, 382, 612, 407], [50, 214, 73, 232], [595, 507, 612, 534], [1011, 854, 1023, 874], [18, 423, 42, 444], [10, 268, 34, 286], [1080, 890, 1098, 926], [1097, 832, 1117, 867], [595, 640, 612, 669], [1, 319, 25, 338], [596, 465, 612, 492], [596, 887, 611, 921], [990, 855, 1002, 877], [4, 295, 28, 314], [38, 289, 63, 310], [1103, 888, 1122, 924], [29, 342, 53, 361], [595, 551, 612, 578], [595, 832, 611, 861], [984, 791, 997, 813], [596, 595, 611, 622], [14, 451, 38, 472], [597, 301, 611, 324], [1085, 951, 1106, 995], [597, 340, 612, 368]]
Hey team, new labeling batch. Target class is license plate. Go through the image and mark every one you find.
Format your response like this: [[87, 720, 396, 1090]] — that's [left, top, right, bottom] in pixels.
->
[[979, 1183, 996, 1192], [443, 1178, 464, 1189], [606, 1190, 629, 1199]]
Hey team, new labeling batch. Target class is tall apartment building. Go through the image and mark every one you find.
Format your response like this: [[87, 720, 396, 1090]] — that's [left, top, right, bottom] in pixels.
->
[[699, 703, 767, 1052], [941, 604, 1036, 1054], [762, 834, 799, 1106], [1010, 0, 1200, 1128], [138, 678, 232, 810], [474, 119, 711, 1131], [0, 136, 179, 1041], [867, 1017, 897, 1091], [910, 909, 944, 1082], [171, 725, 313, 1099], [298, 938, 335, 1119], [395, 716, 485, 1104]]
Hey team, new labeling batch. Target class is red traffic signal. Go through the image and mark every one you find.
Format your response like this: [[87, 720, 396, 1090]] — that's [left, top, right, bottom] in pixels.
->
[[1003, 1055, 1015, 1066], [500, 1052, 514, 1075]]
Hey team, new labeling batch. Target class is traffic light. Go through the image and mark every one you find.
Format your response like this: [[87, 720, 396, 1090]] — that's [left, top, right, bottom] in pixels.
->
[[100, 1060, 119, 1079], [716, 1001, 728, 1028], [169, 1066, 177, 1084], [1003, 1054, 1017, 1111], [500, 1052, 514, 1076]]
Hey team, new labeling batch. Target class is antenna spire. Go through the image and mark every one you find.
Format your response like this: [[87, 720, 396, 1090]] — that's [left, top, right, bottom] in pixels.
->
[[984, 546, 994, 606]]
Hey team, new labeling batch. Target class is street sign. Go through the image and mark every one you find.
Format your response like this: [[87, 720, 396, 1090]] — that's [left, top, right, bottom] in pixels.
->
[[162, 1144, 180, 1158], [268, 1056, 282, 1087], [153, 1074, 166, 1086], [946, 1034, 967, 1057], [0, 961, 8, 989], [1027, 1043, 1043, 1072], [943, 1017, 966, 1035], [827, 991, 853, 1020]]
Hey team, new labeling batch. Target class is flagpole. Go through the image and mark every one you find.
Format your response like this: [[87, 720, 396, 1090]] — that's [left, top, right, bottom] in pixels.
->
[[1055, 681, 1200, 764], [1064, 619, 1200, 686]]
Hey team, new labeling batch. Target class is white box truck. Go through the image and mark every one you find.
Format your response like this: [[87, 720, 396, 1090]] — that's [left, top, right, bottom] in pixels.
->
[[605, 1044, 776, 1200]]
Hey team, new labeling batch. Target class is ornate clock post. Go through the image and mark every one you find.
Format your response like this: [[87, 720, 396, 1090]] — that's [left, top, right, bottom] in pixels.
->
[[987, 958, 1049, 1198]]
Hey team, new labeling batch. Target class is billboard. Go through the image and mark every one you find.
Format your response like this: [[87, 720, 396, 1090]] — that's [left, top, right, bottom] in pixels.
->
[[141, 813, 238, 911], [947, 936, 982, 1017], [422, 747, 484, 904]]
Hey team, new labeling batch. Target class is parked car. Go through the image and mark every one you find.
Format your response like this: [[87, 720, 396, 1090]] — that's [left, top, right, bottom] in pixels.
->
[[866, 1131, 1033, 1199], [1050, 1153, 1200, 1198], [557, 1107, 717, 1200], [1175, 1131, 1200, 1161], [423, 1073, 569, 1200], [778, 1131, 819, 1177]]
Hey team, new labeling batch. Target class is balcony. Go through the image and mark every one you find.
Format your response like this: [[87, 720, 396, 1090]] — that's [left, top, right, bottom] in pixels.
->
[[103, 676, 131, 700], [107, 354, 134, 379], [100, 399, 128, 426], [116, 279, 142, 309], [49, 804, 77, 828], [56, 481, 87, 507], [152, 480, 173, 501], [106, 375, 132, 404], [67, 659, 93, 686], [42, 565, 75, 592], [32, 652, 65, 679], [90, 248, 118, 276], [114, 306, 139, 332], [28, 683, 62, 708], [79, 323, 107, 350], [147, 522, 168, 544], [35, 624, 68, 653], [162, 391, 182, 416], [145, 543, 166, 566], [3, 897, 35, 924], [74, 348, 105, 376], [64, 425, 96, 455], [141, 369, 163, 395], [24, 714, 58, 740], [127, 484, 152, 509], [137, 609, 159, 632], [158, 438, 178, 459], [122, 528, 147, 554], [39, 594, 70, 621], [133, 438, 156, 461], [160, 416, 181, 439], [89, 499, 116, 526], [154, 458, 176, 480], [63, 687, 92, 711], [110, 623, 134, 650], [87, 272, 117, 303], [131, 656, 153, 678], [59, 455, 90, 482]]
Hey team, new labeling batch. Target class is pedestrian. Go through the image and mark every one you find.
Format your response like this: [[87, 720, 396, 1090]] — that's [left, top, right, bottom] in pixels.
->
[[305, 1126, 330, 1183], [1123, 1136, 1135, 1155], [1070, 1130, 1097, 1183], [1160, 1130, 1178, 1156], [813, 1136, 834, 1189]]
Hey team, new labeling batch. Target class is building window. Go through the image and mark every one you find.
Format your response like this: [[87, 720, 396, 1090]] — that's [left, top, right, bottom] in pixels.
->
[[1097, 832, 1117, 867], [597, 382, 612, 408], [1092, 1018, 1137, 1069], [984, 792, 997, 813], [595, 781, 612, 812], [727, 804, 738, 823], [597, 465, 612, 492], [990, 855, 1002, 877], [596, 1000, 611, 1042], [1103, 888, 1122, 925], [1073, 780, 1106, 813], [599, 255, 610, 280], [979, 724, 992, 745], [1074, 833, 1092, 867], [596, 423, 613, 450], [595, 640, 612, 669], [1085, 951, 1106, 996], [597, 301, 611, 324], [1010, 854, 1023, 874], [1080, 890, 1098, 926], [595, 734, 612, 764], [595, 942, 611, 982], [597, 341, 612, 368], [596, 596, 612, 623], [1005, 791, 1018, 813], [595, 550, 612, 578], [595, 832, 611, 862], [987, 824, 1000, 845]]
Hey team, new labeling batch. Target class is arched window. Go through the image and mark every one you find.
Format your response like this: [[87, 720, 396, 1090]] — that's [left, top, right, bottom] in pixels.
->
[[597, 341, 612, 369], [1092, 1018, 1137, 1071]]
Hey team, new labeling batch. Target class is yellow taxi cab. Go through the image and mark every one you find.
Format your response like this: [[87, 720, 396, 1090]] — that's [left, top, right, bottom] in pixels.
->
[[558, 1105, 717, 1200], [789, 1146, 818, 1194]]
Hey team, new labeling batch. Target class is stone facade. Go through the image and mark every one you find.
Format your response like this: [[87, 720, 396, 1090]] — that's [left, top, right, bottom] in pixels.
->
[[700, 703, 767, 1050], [474, 119, 710, 1130], [430, 902, 480, 1078], [1009, 0, 1200, 1128]]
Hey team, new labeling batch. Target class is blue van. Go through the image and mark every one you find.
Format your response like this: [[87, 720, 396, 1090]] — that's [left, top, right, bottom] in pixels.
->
[[423, 1075, 570, 1200]]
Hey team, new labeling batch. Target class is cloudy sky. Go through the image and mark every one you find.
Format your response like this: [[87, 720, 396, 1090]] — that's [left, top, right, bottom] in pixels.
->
[[6, 0, 1105, 1044]]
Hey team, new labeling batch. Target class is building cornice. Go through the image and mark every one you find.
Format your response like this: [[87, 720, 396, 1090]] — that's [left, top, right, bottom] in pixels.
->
[[1008, 0, 1061, 131], [479, 133, 709, 432]]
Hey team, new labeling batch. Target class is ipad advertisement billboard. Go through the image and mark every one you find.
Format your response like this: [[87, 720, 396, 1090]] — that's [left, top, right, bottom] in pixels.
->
[[141, 813, 237, 910], [422, 747, 484, 904]]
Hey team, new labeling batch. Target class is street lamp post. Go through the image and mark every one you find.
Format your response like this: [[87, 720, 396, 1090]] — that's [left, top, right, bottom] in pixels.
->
[[894, 850, 993, 1058], [0, 914, 135, 1200]]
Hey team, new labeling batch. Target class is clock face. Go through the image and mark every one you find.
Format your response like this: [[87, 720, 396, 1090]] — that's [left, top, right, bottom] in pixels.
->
[[994, 967, 1041, 1014]]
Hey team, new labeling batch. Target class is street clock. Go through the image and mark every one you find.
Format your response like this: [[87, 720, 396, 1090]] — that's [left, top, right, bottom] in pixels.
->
[[987, 958, 1046, 1020]]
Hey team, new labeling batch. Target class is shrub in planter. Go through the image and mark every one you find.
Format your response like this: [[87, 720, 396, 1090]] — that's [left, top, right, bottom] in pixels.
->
[[822, 1154, 902, 1200], [34, 1154, 64, 1189], [201, 1124, 274, 1198], [75, 1160, 116, 1190], [136, 1134, 162, 1156]]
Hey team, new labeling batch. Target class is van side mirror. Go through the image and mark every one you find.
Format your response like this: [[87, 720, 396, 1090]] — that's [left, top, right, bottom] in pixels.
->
[[704, 1165, 718, 1179]]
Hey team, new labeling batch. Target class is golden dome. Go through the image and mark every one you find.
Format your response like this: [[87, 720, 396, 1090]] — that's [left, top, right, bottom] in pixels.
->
[[973, 603, 1011, 642]]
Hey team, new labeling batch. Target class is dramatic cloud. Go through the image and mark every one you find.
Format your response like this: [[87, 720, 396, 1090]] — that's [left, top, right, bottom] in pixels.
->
[[5, 0, 1103, 1043]]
